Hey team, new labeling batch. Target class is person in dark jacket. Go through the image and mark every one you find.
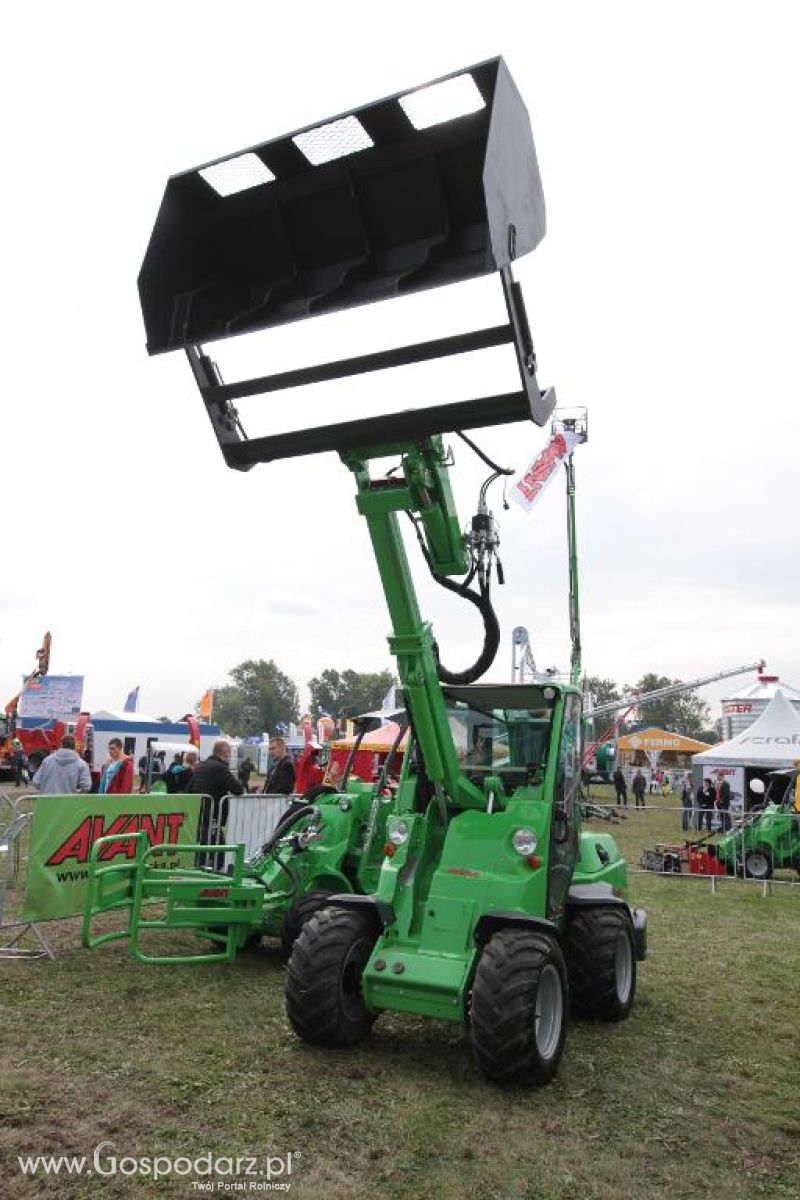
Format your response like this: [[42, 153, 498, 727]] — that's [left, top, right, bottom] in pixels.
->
[[165, 753, 193, 794], [263, 736, 303, 843], [696, 778, 715, 832], [237, 755, 256, 792], [188, 740, 244, 856], [262, 737, 295, 796], [716, 776, 732, 832], [632, 770, 647, 809], [12, 741, 29, 787], [612, 767, 628, 807]]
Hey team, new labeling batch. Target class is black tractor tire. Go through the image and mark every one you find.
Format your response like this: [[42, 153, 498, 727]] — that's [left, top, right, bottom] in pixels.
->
[[280, 889, 335, 955], [565, 907, 636, 1022], [743, 847, 773, 880], [470, 929, 567, 1087], [286, 907, 377, 1047]]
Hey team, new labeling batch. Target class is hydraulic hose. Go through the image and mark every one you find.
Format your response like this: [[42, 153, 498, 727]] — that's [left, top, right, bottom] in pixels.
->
[[431, 571, 501, 685], [407, 514, 501, 685], [257, 804, 316, 857]]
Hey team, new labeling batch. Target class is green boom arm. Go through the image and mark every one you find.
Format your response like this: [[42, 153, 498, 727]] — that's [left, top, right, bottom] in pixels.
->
[[343, 437, 483, 812]]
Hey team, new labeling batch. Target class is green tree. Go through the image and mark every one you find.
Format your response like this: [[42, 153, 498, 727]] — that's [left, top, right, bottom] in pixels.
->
[[308, 668, 396, 720], [629, 673, 711, 738], [583, 676, 622, 710], [211, 659, 300, 737]]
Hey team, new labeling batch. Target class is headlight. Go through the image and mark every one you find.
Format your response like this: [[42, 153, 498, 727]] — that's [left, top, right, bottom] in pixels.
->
[[388, 820, 410, 846], [512, 828, 538, 857]]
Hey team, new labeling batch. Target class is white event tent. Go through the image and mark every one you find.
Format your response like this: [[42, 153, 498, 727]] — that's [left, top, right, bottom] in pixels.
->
[[693, 689, 800, 812]]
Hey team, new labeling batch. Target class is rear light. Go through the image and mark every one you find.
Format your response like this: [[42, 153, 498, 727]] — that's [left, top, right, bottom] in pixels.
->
[[383, 843, 397, 858], [526, 855, 541, 870]]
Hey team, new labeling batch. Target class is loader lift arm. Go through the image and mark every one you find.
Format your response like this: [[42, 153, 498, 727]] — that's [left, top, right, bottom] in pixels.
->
[[344, 437, 485, 813]]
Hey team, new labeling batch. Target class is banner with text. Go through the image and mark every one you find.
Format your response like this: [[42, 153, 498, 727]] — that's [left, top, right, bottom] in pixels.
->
[[21, 792, 202, 921], [511, 429, 583, 512], [18, 675, 85, 720]]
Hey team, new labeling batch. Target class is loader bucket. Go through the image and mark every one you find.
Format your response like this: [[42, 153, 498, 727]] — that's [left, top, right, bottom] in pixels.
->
[[138, 58, 556, 466], [139, 58, 544, 355]]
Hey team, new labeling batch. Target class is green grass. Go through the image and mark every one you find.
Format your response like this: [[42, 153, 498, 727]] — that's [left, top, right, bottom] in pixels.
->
[[1, 786, 798, 1199]]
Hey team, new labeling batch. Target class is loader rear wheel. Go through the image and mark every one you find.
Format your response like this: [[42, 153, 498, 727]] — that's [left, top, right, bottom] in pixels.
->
[[286, 907, 377, 1047], [280, 889, 335, 955], [565, 907, 636, 1022], [470, 929, 567, 1087]]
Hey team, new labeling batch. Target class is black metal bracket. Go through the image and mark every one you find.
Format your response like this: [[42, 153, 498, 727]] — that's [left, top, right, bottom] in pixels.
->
[[185, 269, 555, 471]]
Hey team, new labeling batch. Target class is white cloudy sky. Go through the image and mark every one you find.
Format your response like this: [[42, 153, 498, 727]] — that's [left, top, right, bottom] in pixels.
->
[[2, 1, 797, 723]]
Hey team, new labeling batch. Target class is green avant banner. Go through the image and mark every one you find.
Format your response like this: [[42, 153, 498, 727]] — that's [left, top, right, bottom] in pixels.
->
[[21, 792, 203, 921]]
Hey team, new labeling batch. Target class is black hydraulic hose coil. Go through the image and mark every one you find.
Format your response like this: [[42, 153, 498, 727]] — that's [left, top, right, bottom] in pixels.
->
[[431, 572, 501, 685]]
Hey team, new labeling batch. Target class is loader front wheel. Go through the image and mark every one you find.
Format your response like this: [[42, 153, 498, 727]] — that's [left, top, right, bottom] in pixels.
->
[[280, 889, 335, 955], [470, 929, 567, 1087], [744, 848, 772, 880], [565, 907, 636, 1021], [286, 907, 376, 1047]]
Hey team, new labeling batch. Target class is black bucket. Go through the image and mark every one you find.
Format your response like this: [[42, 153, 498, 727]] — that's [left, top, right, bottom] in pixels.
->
[[139, 58, 545, 356]]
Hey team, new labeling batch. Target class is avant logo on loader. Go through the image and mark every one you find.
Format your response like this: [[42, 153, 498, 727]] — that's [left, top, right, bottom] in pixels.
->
[[46, 812, 188, 867]]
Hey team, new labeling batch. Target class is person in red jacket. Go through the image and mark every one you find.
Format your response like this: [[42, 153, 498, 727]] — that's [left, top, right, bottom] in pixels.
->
[[99, 737, 134, 794], [293, 742, 325, 796]]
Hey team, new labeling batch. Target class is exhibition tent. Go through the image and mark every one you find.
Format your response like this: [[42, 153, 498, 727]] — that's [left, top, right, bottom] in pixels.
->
[[693, 689, 800, 812], [694, 689, 800, 770]]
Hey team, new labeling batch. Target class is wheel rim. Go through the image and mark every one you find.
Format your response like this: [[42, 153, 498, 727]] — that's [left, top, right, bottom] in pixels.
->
[[339, 937, 370, 1020], [535, 963, 563, 1060], [615, 930, 633, 1003], [747, 851, 770, 878]]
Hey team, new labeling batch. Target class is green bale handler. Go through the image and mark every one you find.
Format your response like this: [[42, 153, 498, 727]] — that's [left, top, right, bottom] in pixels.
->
[[133, 57, 646, 1083], [83, 712, 409, 962]]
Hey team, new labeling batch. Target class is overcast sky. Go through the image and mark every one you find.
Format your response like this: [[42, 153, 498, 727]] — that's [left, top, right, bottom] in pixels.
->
[[2, 1, 797, 725]]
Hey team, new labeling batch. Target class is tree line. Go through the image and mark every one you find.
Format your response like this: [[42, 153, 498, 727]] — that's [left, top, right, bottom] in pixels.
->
[[209, 660, 395, 737], [207, 662, 719, 742], [584, 673, 719, 742]]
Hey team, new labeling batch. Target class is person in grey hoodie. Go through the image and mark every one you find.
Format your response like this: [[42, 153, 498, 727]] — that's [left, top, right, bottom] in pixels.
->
[[32, 735, 92, 795]]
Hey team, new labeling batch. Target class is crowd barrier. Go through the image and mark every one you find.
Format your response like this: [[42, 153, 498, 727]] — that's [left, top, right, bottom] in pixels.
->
[[0, 791, 53, 959], [196, 792, 291, 870]]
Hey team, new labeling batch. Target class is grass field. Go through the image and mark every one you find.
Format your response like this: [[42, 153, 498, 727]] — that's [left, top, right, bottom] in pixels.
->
[[1, 786, 798, 1199]]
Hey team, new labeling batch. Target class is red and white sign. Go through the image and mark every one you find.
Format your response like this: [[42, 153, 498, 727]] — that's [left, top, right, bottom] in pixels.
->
[[511, 430, 583, 512], [723, 703, 753, 715]]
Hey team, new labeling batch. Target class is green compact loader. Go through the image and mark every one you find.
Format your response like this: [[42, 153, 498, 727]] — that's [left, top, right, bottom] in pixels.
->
[[712, 769, 800, 879], [135, 57, 646, 1083]]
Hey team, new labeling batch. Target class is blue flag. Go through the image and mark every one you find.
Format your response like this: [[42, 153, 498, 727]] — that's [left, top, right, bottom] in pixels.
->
[[124, 685, 140, 713]]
